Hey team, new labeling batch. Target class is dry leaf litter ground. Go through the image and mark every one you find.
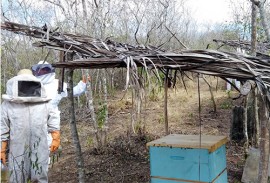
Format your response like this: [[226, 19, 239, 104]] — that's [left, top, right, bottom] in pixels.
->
[[48, 77, 245, 183]]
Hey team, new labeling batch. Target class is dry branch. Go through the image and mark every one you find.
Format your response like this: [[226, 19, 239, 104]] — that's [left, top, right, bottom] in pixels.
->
[[1, 21, 270, 110]]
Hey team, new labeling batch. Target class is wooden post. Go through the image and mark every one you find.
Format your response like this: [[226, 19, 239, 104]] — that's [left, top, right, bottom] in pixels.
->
[[58, 51, 65, 94], [246, 89, 258, 147], [254, 89, 260, 147], [243, 97, 249, 151], [257, 94, 269, 183], [164, 69, 169, 135], [66, 55, 85, 183]]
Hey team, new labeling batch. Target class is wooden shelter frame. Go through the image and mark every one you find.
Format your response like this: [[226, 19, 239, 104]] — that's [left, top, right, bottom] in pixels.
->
[[1, 21, 270, 182], [2, 22, 270, 101]]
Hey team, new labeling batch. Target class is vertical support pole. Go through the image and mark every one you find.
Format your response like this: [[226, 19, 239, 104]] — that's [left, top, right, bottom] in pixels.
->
[[58, 51, 65, 93], [257, 94, 269, 183], [164, 69, 169, 135], [66, 54, 85, 183], [254, 89, 260, 147]]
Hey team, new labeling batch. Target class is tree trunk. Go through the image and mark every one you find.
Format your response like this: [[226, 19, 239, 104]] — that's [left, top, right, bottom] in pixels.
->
[[81, 0, 87, 18], [257, 95, 270, 183], [82, 69, 102, 148], [231, 106, 245, 142], [66, 68, 85, 183], [243, 98, 249, 149], [258, 0, 270, 42], [130, 88, 135, 134], [246, 89, 256, 146], [245, 1, 257, 149], [203, 76, 216, 113], [251, 0, 270, 42], [254, 89, 260, 147], [251, 2, 257, 56], [101, 68, 109, 146]]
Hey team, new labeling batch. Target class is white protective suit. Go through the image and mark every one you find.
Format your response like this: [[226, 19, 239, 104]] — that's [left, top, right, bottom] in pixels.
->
[[1, 74, 59, 183], [34, 61, 87, 145], [37, 72, 86, 108]]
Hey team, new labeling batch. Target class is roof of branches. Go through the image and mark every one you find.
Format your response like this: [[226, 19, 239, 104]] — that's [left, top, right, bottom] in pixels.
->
[[1, 21, 270, 109], [213, 39, 270, 59]]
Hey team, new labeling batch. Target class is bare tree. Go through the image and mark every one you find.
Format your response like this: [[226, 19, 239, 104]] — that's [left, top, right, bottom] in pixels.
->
[[202, 76, 217, 113], [251, 1, 258, 56], [229, 0, 252, 40], [249, 1, 270, 182], [251, 0, 270, 41], [101, 69, 109, 145]]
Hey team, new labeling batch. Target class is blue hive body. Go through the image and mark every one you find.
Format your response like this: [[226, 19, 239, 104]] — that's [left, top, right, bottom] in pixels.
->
[[147, 134, 228, 183]]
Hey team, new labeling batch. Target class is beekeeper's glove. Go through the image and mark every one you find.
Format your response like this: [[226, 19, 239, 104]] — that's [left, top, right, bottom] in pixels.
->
[[1, 141, 8, 165], [50, 131, 60, 152], [82, 75, 91, 83]]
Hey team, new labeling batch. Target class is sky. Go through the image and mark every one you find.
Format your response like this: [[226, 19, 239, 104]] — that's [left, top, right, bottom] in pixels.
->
[[187, 0, 233, 25]]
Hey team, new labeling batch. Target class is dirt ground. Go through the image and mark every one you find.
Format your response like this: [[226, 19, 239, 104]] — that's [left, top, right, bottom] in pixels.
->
[[48, 78, 246, 183]]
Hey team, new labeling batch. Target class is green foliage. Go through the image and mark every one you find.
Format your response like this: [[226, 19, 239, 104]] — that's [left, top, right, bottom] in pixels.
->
[[50, 148, 62, 166], [226, 90, 232, 98], [134, 120, 145, 134], [134, 122, 141, 134], [158, 114, 164, 124], [233, 180, 242, 183], [75, 94, 87, 108], [149, 88, 159, 101], [72, 69, 83, 84], [97, 102, 107, 129], [86, 136, 94, 147], [148, 84, 163, 102], [188, 112, 194, 118], [220, 100, 232, 109], [107, 84, 116, 97], [1, 82, 6, 95], [144, 135, 153, 143]]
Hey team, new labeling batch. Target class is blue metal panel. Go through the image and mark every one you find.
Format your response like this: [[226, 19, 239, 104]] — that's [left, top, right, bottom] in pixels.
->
[[208, 145, 227, 180], [150, 170, 228, 183], [214, 170, 228, 183], [149, 145, 227, 182], [151, 177, 186, 183]]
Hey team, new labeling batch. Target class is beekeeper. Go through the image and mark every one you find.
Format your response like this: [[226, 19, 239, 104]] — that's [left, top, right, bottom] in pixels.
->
[[31, 61, 88, 146], [0, 69, 60, 183]]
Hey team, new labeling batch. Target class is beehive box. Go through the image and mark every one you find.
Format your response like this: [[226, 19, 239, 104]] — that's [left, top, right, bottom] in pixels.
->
[[147, 134, 228, 183]]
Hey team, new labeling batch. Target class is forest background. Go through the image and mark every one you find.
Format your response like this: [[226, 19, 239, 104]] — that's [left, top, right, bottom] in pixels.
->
[[1, 0, 270, 183]]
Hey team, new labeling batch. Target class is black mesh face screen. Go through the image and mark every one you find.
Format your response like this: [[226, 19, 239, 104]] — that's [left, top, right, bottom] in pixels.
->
[[18, 81, 41, 97]]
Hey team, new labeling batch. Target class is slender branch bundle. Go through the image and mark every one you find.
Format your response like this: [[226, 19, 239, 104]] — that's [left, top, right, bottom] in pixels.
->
[[2, 21, 270, 110]]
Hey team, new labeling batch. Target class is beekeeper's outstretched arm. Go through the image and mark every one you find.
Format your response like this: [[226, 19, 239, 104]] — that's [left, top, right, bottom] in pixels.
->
[[60, 75, 89, 98], [73, 79, 87, 97]]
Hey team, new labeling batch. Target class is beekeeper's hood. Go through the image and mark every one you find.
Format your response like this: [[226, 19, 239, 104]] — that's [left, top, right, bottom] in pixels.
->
[[2, 69, 50, 103], [31, 61, 56, 84]]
